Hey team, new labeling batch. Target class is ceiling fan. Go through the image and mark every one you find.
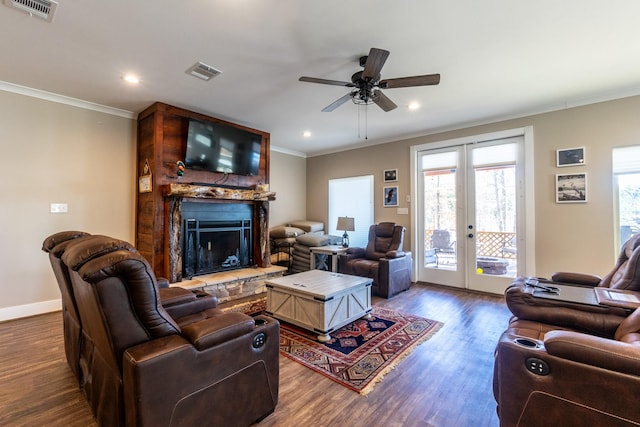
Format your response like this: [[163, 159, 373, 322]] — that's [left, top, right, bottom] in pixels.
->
[[299, 47, 440, 112]]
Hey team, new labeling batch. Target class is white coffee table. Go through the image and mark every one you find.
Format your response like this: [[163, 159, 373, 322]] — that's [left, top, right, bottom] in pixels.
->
[[265, 269, 372, 342]]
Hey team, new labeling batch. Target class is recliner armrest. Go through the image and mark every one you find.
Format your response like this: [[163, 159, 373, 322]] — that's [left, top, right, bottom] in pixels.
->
[[180, 312, 256, 350], [544, 330, 640, 376], [385, 250, 405, 259], [346, 247, 365, 257], [550, 271, 601, 286]]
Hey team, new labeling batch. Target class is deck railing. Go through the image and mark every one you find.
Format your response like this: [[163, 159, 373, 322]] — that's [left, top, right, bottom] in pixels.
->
[[425, 230, 516, 259]]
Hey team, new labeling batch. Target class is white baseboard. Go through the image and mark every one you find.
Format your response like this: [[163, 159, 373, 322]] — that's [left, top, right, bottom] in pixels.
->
[[0, 299, 61, 322]]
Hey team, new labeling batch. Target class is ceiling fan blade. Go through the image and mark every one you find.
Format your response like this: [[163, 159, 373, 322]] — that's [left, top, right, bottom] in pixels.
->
[[321, 92, 353, 112], [299, 76, 354, 87], [362, 48, 390, 81], [379, 74, 441, 89], [372, 90, 397, 112]]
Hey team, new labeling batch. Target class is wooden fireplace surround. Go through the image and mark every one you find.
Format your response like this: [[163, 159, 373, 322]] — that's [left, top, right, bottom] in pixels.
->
[[136, 102, 274, 282]]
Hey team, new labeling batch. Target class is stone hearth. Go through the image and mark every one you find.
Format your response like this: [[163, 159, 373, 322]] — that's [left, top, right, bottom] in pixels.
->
[[173, 265, 286, 304]]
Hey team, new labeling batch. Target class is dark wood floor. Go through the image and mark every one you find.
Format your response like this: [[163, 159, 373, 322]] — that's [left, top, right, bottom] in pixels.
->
[[0, 283, 510, 427]]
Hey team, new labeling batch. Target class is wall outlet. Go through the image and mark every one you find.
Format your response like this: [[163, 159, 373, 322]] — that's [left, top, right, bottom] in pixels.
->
[[50, 203, 68, 213]]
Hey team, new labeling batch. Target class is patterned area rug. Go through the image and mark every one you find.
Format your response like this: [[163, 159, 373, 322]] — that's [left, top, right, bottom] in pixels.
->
[[279, 307, 443, 395]]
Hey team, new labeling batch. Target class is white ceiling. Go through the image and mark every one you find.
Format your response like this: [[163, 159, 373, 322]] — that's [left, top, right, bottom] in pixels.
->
[[2, 0, 640, 156]]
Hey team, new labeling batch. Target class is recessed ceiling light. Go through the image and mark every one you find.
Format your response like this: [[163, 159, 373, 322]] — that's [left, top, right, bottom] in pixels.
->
[[408, 102, 420, 110], [303, 131, 312, 138], [123, 74, 140, 84]]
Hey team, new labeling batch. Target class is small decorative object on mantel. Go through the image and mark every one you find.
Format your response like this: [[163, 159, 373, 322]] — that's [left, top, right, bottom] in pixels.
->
[[176, 160, 185, 177], [556, 147, 585, 167], [383, 186, 398, 207], [556, 173, 587, 203], [383, 168, 398, 182], [138, 159, 152, 193]]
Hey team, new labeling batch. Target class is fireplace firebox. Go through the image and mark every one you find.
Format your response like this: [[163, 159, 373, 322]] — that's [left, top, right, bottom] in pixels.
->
[[181, 202, 253, 278]]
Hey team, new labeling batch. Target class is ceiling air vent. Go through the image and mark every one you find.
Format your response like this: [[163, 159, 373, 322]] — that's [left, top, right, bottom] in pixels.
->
[[186, 62, 222, 81], [4, 0, 58, 22]]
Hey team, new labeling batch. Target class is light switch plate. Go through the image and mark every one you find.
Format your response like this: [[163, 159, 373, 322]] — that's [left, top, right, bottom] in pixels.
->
[[50, 203, 68, 213]]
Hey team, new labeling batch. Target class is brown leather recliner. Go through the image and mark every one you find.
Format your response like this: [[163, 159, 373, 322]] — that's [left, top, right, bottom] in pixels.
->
[[493, 310, 640, 426], [504, 233, 640, 337], [338, 222, 412, 298], [42, 231, 91, 382], [58, 235, 279, 426], [42, 231, 219, 386]]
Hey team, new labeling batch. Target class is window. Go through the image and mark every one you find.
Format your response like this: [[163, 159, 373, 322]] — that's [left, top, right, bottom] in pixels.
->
[[613, 145, 640, 247], [328, 176, 374, 248]]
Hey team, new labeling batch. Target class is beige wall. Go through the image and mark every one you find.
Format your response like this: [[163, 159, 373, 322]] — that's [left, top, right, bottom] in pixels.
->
[[268, 150, 307, 227], [0, 90, 137, 317], [307, 95, 640, 279]]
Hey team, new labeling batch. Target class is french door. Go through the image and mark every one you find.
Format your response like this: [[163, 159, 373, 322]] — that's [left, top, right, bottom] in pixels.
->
[[413, 133, 529, 295]]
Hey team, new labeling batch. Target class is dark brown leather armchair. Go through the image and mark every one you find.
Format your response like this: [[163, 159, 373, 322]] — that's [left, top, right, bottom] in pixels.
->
[[338, 222, 412, 298], [42, 231, 219, 385], [57, 235, 279, 426], [493, 310, 640, 426], [505, 233, 640, 337]]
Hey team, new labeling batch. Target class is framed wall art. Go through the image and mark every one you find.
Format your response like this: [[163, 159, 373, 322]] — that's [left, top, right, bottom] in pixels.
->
[[556, 147, 585, 167], [138, 159, 153, 193], [383, 169, 398, 182], [556, 173, 587, 203], [383, 186, 398, 207]]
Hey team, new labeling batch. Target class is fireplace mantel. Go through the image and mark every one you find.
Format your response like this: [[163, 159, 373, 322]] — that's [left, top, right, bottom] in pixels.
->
[[163, 183, 276, 202]]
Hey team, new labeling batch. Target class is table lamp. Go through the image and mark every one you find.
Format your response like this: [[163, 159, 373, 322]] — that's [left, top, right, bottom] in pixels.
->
[[336, 216, 355, 248]]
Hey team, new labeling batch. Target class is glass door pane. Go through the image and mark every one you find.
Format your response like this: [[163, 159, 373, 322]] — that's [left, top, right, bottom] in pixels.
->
[[617, 172, 640, 244], [473, 165, 517, 277], [424, 169, 457, 270], [466, 141, 520, 294], [418, 147, 466, 288]]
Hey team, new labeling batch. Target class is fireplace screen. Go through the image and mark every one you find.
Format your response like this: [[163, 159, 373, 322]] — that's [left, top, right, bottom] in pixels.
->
[[183, 218, 252, 277]]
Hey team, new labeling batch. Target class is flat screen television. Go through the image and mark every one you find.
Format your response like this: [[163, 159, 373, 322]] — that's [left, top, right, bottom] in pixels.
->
[[184, 119, 262, 176]]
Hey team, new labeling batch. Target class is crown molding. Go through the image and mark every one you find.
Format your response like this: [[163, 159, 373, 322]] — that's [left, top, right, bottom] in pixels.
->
[[0, 80, 137, 119]]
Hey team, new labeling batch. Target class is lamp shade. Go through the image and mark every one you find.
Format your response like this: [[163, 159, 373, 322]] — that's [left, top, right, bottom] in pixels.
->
[[336, 216, 355, 231]]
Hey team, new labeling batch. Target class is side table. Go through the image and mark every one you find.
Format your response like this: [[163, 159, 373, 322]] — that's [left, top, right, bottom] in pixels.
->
[[309, 245, 348, 272]]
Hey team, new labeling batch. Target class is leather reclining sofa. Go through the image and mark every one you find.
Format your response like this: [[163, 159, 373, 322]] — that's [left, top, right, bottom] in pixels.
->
[[43, 231, 279, 426], [42, 231, 218, 383], [494, 233, 640, 426]]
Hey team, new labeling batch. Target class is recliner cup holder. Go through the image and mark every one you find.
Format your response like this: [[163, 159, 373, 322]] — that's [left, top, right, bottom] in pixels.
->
[[514, 337, 540, 348], [254, 318, 267, 326]]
